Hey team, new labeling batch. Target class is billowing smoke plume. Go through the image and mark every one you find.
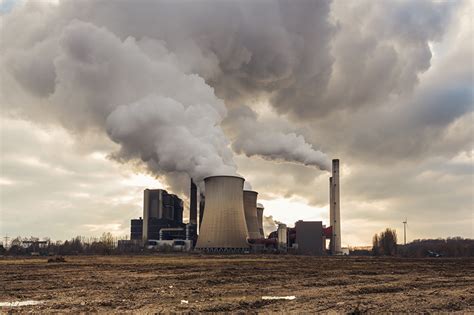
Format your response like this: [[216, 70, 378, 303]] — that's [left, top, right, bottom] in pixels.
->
[[0, 0, 335, 185], [1, 0, 456, 187], [224, 106, 331, 171], [263, 215, 278, 237], [106, 95, 237, 180], [2, 16, 237, 182], [243, 181, 253, 190]]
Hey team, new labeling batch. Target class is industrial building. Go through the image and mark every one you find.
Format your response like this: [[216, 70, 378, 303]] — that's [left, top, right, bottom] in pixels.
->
[[294, 221, 325, 255], [266, 222, 331, 255], [130, 189, 197, 246], [142, 189, 183, 241], [130, 218, 143, 241], [128, 159, 343, 255]]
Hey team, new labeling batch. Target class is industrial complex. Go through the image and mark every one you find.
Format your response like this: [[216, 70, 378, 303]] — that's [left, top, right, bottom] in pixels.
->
[[129, 159, 343, 255]]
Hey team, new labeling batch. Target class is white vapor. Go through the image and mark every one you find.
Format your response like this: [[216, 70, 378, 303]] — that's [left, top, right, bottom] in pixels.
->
[[225, 106, 331, 171], [2, 17, 237, 182], [1, 0, 454, 187], [1, 0, 334, 186]]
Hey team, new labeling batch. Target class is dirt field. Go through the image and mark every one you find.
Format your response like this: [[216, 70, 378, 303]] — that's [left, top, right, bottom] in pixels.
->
[[0, 255, 473, 313]]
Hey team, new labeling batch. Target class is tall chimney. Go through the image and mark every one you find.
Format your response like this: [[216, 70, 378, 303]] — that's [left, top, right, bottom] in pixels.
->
[[330, 159, 341, 254], [256, 203, 265, 238], [190, 178, 197, 225], [329, 176, 333, 252], [199, 191, 205, 231]]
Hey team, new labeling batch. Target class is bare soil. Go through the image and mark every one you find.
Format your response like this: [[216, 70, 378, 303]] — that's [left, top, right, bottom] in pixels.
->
[[0, 255, 473, 313]]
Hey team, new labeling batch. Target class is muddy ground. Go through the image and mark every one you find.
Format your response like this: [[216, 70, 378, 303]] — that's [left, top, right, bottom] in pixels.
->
[[0, 255, 473, 313]]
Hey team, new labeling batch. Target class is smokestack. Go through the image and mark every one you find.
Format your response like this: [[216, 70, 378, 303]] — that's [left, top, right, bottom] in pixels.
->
[[243, 190, 261, 239], [195, 175, 249, 252], [199, 191, 205, 231], [330, 159, 341, 254], [190, 178, 197, 225], [329, 176, 333, 251], [256, 203, 265, 238]]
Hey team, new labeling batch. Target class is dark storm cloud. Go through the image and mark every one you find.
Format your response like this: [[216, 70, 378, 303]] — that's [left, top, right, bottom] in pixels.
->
[[270, 0, 457, 119]]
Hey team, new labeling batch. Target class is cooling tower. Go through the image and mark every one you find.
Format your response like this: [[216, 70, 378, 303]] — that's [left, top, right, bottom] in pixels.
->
[[277, 223, 288, 251], [243, 190, 261, 239], [195, 175, 249, 251], [256, 203, 265, 238]]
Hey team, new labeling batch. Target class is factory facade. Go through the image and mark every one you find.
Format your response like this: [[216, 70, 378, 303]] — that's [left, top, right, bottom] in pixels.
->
[[129, 159, 343, 255], [130, 189, 197, 248]]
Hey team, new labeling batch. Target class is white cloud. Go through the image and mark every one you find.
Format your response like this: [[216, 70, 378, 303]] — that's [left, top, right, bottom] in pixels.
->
[[0, 117, 157, 240]]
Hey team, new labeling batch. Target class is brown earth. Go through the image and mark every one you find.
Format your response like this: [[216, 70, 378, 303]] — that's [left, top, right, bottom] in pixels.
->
[[0, 255, 473, 313]]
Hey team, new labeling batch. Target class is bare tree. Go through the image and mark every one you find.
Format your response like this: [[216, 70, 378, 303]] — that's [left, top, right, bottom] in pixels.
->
[[372, 234, 380, 256], [372, 228, 398, 256]]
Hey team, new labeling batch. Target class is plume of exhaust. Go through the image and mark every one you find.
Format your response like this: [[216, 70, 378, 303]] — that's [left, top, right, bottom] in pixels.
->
[[263, 215, 278, 237], [224, 106, 331, 171], [1, 18, 236, 182]]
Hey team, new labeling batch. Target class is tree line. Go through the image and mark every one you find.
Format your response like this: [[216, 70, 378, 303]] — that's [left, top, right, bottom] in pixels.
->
[[0, 233, 142, 256], [371, 228, 474, 257], [1, 230, 472, 257]]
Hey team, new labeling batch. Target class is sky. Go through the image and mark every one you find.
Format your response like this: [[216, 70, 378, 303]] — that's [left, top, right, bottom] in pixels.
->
[[0, 0, 472, 246]]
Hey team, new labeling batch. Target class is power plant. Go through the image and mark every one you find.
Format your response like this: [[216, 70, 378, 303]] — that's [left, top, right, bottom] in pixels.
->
[[129, 159, 343, 255]]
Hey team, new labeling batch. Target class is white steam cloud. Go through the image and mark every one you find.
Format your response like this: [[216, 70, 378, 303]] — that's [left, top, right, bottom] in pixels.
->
[[225, 106, 331, 171], [0, 1, 335, 185], [263, 215, 278, 237], [2, 16, 237, 181], [106, 95, 236, 180], [4, 0, 454, 185]]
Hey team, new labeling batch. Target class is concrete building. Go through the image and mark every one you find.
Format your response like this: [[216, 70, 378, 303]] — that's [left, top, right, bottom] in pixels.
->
[[295, 221, 325, 255], [243, 190, 261, 239], [130, 218, 143, 241], [142, 189, 183, 242], [256, 203, 265, 238], [195, 175, 249, 252]]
